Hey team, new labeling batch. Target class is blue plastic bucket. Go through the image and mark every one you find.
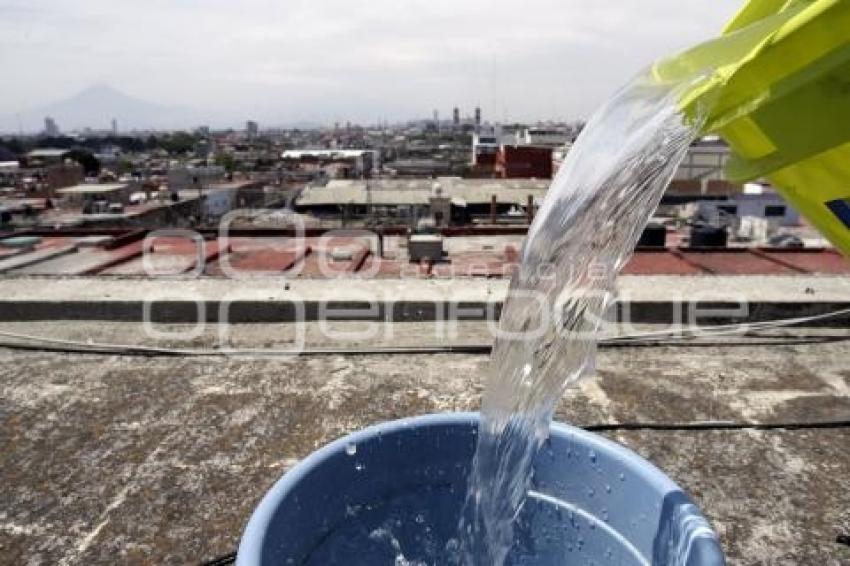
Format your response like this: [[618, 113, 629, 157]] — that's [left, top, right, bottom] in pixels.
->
[[236, 413, 724, 565]]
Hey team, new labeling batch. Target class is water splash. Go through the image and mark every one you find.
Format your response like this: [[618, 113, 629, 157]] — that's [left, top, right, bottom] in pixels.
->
[[458, 68, 711, 565]]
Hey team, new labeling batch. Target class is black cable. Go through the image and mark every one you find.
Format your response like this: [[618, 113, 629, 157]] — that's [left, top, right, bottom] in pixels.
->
[[601, 335, 850, 348], [0, 341, 187, 357], [583, 419, 850, 432], [0, 334, 848, 358], [0, 340, 493, 357], [200, 551, 236, 566]]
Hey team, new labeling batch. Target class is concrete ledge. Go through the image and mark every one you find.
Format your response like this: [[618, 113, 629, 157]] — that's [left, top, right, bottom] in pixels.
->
[[0, 275, 848, 325], [0, 300, 848, 325], [2, 328, 849, 563]]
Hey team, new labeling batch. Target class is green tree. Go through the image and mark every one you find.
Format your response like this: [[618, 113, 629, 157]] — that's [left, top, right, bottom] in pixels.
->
[[215, 153, 237, 173], [65, 149, 101, 175], [116, 159, 135, 175]]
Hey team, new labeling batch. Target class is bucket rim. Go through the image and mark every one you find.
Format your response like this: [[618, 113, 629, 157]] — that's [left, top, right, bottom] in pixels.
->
[[236, 412, 697, 565]]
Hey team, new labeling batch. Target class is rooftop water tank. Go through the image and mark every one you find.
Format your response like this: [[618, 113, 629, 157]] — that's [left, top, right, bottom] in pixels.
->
[[690, 224, 728, 248]]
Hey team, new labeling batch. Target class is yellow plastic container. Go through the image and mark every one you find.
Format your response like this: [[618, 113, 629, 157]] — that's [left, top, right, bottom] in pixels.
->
[[654, 0, 850, 255]]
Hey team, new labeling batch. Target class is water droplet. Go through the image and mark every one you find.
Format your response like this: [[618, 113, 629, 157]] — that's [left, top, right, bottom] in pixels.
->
[[605, 484, 612, 493], [589, 449, 597, 463], [345, 443, 357, 456], [619, 472, 626, 482], [355, 462, 365, 471]]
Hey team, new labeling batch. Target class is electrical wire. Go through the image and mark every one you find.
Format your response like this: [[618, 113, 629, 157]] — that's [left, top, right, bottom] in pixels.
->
[[583, 419, 850, 432], [0, 304, 849, 358], [1, 334, 848, 358], [604, 305, 850, 344], [0, 330, 494, 357], [200, 552, 236, 566]]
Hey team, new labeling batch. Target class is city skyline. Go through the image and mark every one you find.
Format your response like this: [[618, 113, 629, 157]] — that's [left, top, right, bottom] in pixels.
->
[[1, 82, 528, 135], [1, 0, 741, 131], [4, 91, 596, 138]]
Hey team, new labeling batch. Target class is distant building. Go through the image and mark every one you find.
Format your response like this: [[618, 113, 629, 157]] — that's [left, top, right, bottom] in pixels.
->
[[15, 149, 82, 195], [111, 118, 118, 136], [471, 132, 500, 170], [0, 160, 21, 188], [696, 186, 800, 228], [295, 178, 547, 225], [246, 120, 259, 138], [56, 183, 134, 209], [495, 145, 553, 179], [518, 127, 569, 147], [26, 148, 71, 165], [385, 159, 456, 177], [453, 107, 460, 126], [675, 138, 731, 182], [166, 165, 226, 192], [474, 107, 481, 127], [281, 149, 378, 179], [178, 180, 265, 220], [664, 138, 739, 203], [193, 139, 213, 160], [44, 117, 60, 137]]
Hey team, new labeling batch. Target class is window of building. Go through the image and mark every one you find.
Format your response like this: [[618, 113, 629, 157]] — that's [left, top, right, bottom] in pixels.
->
[[764, 205, 786, 217]]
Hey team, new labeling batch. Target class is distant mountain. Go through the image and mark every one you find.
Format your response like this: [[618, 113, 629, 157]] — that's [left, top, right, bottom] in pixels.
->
[[0, 84, 202, 134]]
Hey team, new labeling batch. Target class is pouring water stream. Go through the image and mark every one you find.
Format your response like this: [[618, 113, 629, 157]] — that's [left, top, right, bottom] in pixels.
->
[[457, 68, 713, 565]]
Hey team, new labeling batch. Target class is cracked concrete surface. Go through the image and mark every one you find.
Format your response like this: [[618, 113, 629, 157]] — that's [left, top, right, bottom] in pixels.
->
[[1, 322, 849, 565]]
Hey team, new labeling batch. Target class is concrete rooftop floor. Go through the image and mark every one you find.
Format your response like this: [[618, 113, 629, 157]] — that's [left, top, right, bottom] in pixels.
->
[[1, 321, 849, 565]]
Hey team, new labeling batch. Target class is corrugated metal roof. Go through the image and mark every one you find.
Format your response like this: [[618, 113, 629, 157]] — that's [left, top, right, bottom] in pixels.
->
[[282, 150, 373, 159], [26, 149, 70, 159], [297, 178, 549, 207], [56, 183, 129, 195]]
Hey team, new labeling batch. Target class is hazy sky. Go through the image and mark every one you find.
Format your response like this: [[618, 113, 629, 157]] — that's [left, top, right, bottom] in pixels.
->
[[1, 0, 742, 125]]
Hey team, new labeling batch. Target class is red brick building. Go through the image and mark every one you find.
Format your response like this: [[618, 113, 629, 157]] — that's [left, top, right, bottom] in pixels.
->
[[495, 145, 553, 179]]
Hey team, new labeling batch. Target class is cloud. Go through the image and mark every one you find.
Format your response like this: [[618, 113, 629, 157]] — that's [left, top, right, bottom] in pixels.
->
[[0, 0, 742, 126]]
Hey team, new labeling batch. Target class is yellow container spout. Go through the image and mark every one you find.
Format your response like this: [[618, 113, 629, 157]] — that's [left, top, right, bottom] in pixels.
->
[[654, 0, 850, 256]]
